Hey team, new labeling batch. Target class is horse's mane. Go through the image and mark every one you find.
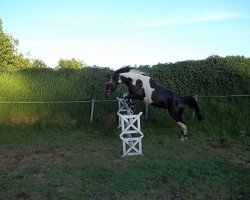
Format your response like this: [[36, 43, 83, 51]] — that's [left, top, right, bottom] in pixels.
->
[[113, 66, 146, 76]]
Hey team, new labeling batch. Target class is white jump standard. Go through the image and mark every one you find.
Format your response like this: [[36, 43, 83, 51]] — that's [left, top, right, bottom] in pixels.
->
[[117, 97, 134, 128], [117, 98, 144, 157]]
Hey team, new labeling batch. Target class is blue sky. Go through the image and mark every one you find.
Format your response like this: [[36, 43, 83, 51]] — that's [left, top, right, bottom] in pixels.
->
[[1, 0, 250, 68]]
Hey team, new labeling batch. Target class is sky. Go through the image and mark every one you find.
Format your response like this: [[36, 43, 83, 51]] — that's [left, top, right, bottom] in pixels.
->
[[0, 0, 250, 69]]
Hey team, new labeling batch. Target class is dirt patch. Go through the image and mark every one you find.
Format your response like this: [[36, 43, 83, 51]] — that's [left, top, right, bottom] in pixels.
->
[[207, 140, 250, 167], [10, 191, 43, 200], [15, 191, 32, 200], [1, 145, 117, 166], [10, 115, 39, 125], [208, 139, 230, 149], [111, 156, 137, 169], [0, 183, 10, 191], [34, 145, 101, 156], [31, 145, 111, 162], [0, 145, 133, 175], [229, 155, 250, 167], [33, 146, 71, 159], [0, 150, 27, 165], [0, 145, 119, 199]]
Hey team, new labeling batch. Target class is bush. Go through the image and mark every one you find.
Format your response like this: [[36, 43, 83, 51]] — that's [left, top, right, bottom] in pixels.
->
[[0, 56, 249, 135]]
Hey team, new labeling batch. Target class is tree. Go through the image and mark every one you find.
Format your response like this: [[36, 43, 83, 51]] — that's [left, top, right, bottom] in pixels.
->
[[57, 58, 86, 69], [0, 18, 33, 71], [0, 18, 3, 33], [32, 58, 48, 68], [13, 54, 33, 69], [0, 18, 15, 70]]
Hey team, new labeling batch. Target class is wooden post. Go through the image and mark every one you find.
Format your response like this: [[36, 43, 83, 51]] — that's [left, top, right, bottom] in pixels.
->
[[90, 99, 95, 123], [193, 95, 198, 118]]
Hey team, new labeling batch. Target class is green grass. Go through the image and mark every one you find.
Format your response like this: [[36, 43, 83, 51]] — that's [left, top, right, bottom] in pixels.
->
[[0, 123, 249, 200]]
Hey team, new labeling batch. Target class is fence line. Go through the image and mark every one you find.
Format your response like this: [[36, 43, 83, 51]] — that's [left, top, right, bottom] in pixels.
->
[[198, 94, 250, 98], [0, 94, 249, 104], [0, 99, 116, 104], [0, 99, 116, 123], [0, 95, 249, 123]]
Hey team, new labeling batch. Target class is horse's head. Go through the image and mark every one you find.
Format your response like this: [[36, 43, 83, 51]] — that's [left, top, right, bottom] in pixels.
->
[[105, 74, 118, 97], [105, 67, 144, 97]]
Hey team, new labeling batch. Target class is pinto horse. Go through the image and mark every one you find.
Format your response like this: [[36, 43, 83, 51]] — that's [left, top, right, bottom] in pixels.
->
[[105, 67, 203, 140]]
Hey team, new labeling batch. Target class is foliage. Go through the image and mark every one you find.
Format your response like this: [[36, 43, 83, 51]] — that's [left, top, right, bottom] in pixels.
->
[[0, 56, 249, 139], [32, 58, 48, 68], [57, 58, 86, 69], [0, 19, 16, 71], [147, 55, 250, 95], [0, 18, 34, 71], [0, 19, 249, 137], [0, 18, 2, 32], [12, 53, 33, 70]]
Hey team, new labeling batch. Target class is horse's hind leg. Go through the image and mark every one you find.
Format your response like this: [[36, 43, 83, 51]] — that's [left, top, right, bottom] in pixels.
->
[[169, 107, 187, 141], [177, 120, 187, 141]]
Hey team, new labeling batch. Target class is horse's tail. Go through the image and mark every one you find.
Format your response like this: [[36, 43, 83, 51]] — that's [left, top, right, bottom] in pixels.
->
[[183, 96, 203, 121]]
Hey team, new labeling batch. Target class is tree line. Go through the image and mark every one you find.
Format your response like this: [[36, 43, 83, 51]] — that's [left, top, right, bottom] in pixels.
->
[[1, 17, 249, 97], [0, 18, 249, 129], [0, 18, 86, 71]]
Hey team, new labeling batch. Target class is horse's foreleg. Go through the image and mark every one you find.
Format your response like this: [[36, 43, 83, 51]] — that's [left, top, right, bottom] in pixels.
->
[[124, 93, 140, 100]]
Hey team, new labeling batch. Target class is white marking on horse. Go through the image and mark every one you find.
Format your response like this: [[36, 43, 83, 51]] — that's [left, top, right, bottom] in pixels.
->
[[177, 122, 187, 141], [119, 71, 155, 104], [118, 76, 122, 83]]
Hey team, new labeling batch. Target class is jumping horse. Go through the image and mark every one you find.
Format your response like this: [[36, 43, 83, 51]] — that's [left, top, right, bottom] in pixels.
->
[[105, 67, 203, 140]]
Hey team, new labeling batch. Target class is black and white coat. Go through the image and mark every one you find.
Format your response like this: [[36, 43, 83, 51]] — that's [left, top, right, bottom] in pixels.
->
[[106, 67, 203, 140]]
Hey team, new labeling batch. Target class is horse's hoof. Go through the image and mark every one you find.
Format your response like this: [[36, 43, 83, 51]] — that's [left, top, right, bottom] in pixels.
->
[[180, 137, 188, 141]]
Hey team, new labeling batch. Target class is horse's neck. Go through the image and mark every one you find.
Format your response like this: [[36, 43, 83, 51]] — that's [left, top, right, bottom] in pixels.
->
[[120, 73, 141, 85], [119, 74, 131, 85]]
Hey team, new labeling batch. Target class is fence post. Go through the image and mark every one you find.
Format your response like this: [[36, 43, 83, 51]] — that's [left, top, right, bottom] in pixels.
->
[[145, 103, 149, 120], [90, 99, 95, 123]]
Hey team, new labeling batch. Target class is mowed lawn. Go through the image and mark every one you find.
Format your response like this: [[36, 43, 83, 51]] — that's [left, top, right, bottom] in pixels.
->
[[0, 124, 249, 200]]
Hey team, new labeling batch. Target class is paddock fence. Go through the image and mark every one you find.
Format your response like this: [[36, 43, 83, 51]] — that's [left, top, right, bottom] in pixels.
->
[[0, 94, 249, 124]]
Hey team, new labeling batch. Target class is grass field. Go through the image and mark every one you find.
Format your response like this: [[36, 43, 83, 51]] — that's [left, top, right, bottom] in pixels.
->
[[0, 121, 249, 200], [0, 49, 249, 199]]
